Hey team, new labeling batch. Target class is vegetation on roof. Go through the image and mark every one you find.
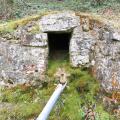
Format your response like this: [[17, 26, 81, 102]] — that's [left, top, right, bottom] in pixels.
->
[[0, 11, 59, 33], [0, 0, 120, 33]]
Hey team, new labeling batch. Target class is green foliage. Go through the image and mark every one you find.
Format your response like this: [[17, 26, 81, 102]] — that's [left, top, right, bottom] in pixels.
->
[[0, 0, 120, 21], [47, 59, 114, 120], [0, 103, 41, 120], [0, 59, 115, 120], [0, 11, 56, 33], [0, 85, 51, 120], [29, 25, 40, 34]]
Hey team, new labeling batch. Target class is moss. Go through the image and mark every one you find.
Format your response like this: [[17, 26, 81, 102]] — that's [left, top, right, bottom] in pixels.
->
[[0, 58, 115, 120], [28, 25, 40, 34], [47, 59, 114, 120], [76, 11, 120, 29], [0, 15, 40, 33], [0, 11, 58, 33], [0, 10, 119, 35], [0, 103, 41, 120]]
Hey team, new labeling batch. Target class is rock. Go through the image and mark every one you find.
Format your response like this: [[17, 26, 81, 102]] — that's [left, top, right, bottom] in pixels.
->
[[82, 24, 89, 32], [40, 11, 80, 32], [94, 27, 120, 92], [2, 33, 13, 40], [0, 38, 48, 85], [21, 33, 48, 47], [70, 27, 95, 67], [112, 32, 120, 41]]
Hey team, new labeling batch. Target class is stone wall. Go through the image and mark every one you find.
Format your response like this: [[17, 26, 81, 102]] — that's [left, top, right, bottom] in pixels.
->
[[0, 11, 120, 92], [94, 27, 120, 91], [0, 33, 48, 87], [40, 12, 95, 67]]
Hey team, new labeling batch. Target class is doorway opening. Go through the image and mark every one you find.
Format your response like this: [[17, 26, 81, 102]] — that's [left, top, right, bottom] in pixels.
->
[[48, 32, 72, 60]]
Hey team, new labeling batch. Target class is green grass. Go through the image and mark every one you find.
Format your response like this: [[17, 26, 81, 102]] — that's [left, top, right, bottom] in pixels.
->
[[1, 0, 120, 20], [0, 11, 57, 33], [48, 59, 113, 120], [0, 59, 115, 120], [0, 0, 120, 34]]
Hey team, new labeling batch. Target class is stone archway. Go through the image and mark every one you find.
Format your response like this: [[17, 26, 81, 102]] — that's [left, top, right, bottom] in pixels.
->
[[39, 12, 95, 67]]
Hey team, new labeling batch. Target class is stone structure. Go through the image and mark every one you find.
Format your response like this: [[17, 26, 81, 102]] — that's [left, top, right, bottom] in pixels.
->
[[0, 11, 120, 92], [40, 12, 95, 67], [94, 27, 120, 91], [0, 34, 48, 86]]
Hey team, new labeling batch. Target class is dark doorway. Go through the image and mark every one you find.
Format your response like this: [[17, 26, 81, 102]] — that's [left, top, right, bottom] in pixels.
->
[[48, 32, 72, 60]]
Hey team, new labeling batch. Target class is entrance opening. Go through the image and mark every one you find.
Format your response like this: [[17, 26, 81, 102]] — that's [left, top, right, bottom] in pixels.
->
[[48, 32, 72, 60]]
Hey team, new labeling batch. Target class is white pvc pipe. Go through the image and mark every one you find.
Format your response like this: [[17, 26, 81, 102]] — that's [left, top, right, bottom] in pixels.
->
[[36, 82, 67, 120]]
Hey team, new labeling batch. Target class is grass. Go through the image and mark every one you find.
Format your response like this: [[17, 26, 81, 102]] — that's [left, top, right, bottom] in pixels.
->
[[0, 103, 41, 120], [0, 14, 40, 33], [0, 58, 115, 120], [48, 59, 114, 120], [1, 0, 120, 19], [0, 11, 57, 33], [0, 0, 120, 34]]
